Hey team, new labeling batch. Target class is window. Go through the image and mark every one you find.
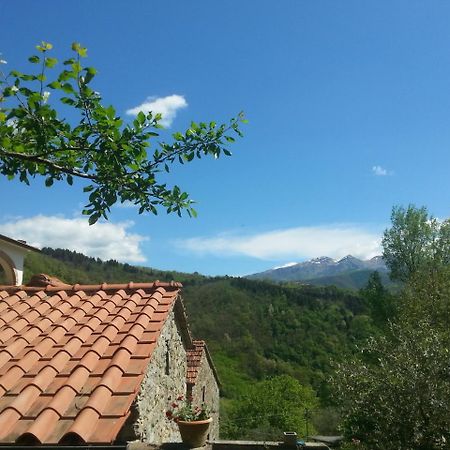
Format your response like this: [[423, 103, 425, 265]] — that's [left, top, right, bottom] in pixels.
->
[[165, 340, 170, 375]]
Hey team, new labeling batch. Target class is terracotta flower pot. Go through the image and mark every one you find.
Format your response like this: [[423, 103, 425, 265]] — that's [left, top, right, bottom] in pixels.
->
[[177, 417, 212, 448]]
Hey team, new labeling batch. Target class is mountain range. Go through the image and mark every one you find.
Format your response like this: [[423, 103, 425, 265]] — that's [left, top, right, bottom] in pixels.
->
[[247, 255, 390, 289]]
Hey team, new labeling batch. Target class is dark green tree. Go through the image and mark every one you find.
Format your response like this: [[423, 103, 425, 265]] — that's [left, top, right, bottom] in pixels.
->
[[360, 271, 396, 327], [0, 42, 245, 224]]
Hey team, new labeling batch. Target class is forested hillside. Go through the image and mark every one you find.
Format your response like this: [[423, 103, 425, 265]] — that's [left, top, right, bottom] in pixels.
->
[[4, 247, 385, 438], [304, 268, 392, 290], [183, 278, 372, 395], [24, 247, 203, 285]]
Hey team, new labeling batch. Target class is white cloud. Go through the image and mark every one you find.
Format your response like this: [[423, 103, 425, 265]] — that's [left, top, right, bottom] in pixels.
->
[[126, 94, 187, 127], [372, 165, 392, 176], [175, 225, 382, 261], [0, 215, 148, 263]]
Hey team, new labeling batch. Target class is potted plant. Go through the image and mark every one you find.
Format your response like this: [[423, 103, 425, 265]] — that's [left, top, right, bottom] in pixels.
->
[[166, 395, 212, 448]]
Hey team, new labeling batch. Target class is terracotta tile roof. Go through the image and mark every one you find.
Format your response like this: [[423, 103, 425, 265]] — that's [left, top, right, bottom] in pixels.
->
[[186, 340, 205, 385], [0, 280, 182, 445], [186, 340, 221, 390]]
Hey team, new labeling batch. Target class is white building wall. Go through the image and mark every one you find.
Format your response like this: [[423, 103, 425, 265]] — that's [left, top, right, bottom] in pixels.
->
[[0, 240, 28, 285]]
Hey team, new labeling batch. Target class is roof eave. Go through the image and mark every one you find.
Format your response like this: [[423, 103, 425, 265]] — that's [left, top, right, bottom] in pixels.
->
[[0, 234, 40, 253]]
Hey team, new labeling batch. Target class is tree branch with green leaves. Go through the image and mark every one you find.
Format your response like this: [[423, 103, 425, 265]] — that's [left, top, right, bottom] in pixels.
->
[[0, 42, 246, 224]]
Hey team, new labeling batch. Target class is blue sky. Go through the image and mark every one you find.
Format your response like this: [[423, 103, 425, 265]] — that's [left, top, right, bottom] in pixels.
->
[[1, 1, 449, 276]]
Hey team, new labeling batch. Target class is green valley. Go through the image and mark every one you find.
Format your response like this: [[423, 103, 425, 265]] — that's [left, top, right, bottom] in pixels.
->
[[6, 247, 387, 439]]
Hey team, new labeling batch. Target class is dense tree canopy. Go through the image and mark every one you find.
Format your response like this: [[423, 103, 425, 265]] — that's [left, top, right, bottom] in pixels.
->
[[226, 375, 318, 440], [382, 205, 449, 281], [335, 205, 450, 449], [0, 42, 245, 223], [360, 271, 396, 328], [334, 319, 450, 450]]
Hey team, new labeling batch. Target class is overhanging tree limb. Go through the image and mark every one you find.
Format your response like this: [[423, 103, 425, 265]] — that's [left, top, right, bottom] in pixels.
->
[[0, 41, 246, 224]]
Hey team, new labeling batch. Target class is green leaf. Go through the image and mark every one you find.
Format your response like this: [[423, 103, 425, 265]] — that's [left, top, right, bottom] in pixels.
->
[[47, 81, 61, 89], [1, 137, 11, 148], [20, 74, 37, 81], [19, 172, 29, 185], [28, 55, 40, 64], [137, 111, 146, 125], [84, 67, 97, 83], [106, 105, 116, 119], [3, 87, 15, 97], [88, 213, 100, 225], [36, 41, 53, 52], [61, 83, 74, 93], [45, 57, 58, 68], [71, 61, 82, 73], [58, 70, 73, 82], [72, 42, 88, 58], [45, 177, 54, 187], [60, 97, 76, 105]]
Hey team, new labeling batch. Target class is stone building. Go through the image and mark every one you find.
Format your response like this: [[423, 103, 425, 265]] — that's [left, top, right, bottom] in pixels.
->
[[0, 234, 220, 446], [187, 340, 221, 439]]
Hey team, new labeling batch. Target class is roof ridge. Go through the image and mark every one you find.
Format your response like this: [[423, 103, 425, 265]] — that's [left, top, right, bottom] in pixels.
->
[[0, 281, 183, 293]]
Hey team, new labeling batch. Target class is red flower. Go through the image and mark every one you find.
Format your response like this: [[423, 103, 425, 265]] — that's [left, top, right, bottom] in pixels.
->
[[171, 402, 178, 408], [166, 411, 172, 418], [177, 395, 184, 401]]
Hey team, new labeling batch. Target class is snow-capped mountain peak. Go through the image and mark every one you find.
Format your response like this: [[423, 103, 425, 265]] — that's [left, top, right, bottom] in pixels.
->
[[310, 256, 336, 265], [247, 254, 387, 286], [272, 262, 299, 270]]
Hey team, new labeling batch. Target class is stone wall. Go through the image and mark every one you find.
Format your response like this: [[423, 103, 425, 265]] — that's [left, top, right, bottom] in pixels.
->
[[131, 308, 188, 445], [188, 352, 220, 440]]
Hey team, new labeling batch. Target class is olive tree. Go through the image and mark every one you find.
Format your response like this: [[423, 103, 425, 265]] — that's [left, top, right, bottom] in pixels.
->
[[0, 42, 245, 223]]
